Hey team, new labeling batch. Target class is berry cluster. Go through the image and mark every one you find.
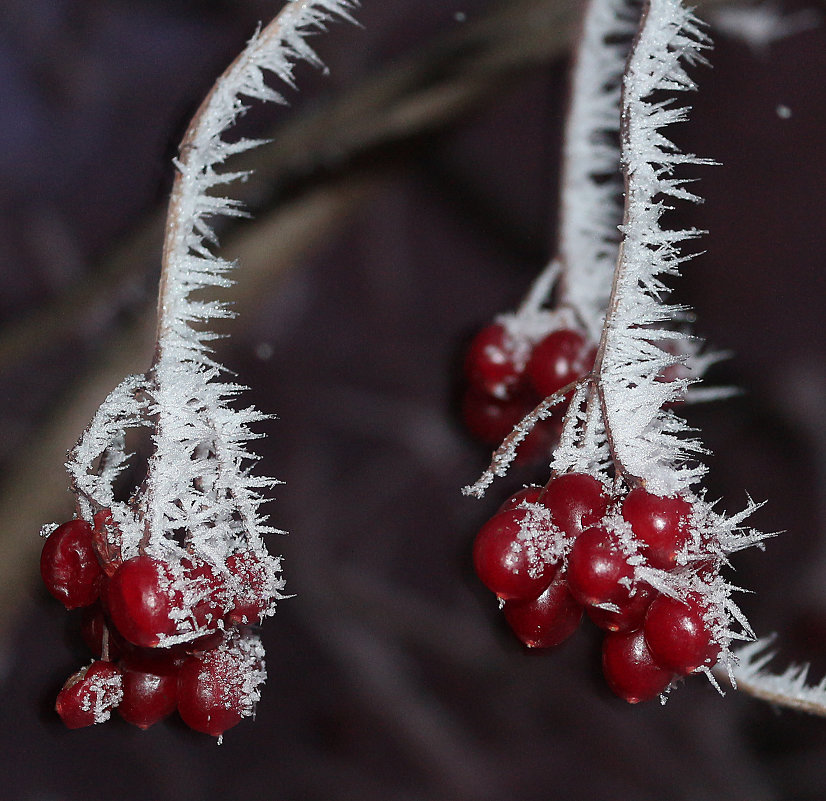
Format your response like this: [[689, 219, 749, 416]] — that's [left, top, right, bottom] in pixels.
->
[[473, 472, 724, 703], [41, 514, 274, 735], [461, 322, 596, 458]]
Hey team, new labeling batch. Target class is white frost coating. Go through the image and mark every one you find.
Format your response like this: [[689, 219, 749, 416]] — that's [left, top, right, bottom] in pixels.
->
[[66, 0, 357, 643], [595, 0, 712, 496], [727, 638, 826, 717], [555, 0, 637, 341]]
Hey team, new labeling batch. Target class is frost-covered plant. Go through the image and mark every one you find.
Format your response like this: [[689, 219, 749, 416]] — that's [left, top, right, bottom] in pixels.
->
[[40, 0, 357, 735], [466, 0, 784, 705]]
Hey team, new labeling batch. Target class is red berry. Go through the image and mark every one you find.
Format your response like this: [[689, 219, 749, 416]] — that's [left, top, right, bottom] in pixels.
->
[[55, 661, 123, 729], [81, 603, 125, 661], [473, 508, 557, 601], [526, 329, 594, 398], [644, 594, 720, 674], [182, 557, 226, 632], [226, 552, 272, 625], [497, 486, 543, 513], [461, 387, 534, 445], [503, 574, 583, 648], [587, 583, 656, 632], [118, 652, 179, 729], [566, 526, 634, 607], [40, 520, 102, 609], [106, 556, 183, 647], [622, 488, 693, 570], [540, 472, 609, 539], [602, 629, 674, 703], [464, 323, 524, 399], [176, 637, 265, 737]]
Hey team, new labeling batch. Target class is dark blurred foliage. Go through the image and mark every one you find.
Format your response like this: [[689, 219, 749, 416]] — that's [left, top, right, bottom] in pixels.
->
[[1, 1, 826, 799]]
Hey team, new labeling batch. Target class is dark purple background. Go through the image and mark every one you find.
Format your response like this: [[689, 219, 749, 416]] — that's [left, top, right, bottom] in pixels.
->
[[1, 1, 825, 799]]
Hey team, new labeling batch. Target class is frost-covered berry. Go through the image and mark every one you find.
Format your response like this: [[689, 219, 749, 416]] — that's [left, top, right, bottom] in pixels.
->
[[118, 651, 179, 729], [182, 557, 226, 632], [644, 594, 720, 674], [464, 323, 524, 399], [566, 526, 634, 607], [177, 634, 266, 737], [226, 552, 272, 625], [622, 488, 692, 570], [55, 661, 123, 729], [602, 628, 673, 703], [40, 520, 102, 609], [541, 472, 609, 539], [106, 556, 183, 647], [498, 486, 543, 513], [473, 507, 557, 601], [503, 574, 583, 648], [587, 583, 656, 633], [526, 329, 594, 398]]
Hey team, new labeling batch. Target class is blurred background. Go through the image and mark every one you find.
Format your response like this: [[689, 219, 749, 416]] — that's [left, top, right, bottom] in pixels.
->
[[1, 0, 826, 798]]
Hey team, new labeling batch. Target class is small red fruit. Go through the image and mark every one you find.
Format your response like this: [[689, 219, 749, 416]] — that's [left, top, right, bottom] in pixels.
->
[[473, 508, 557, 601], [526, 329, 594, 398], [118, 652, 179, 729], [464, 323, 524, 399], [106, 556, 183, 647], [497, 486, 543, 513], [40, 520, 102, 609], [226, 552, 272, 625], [182, 557, 226, 632], [55, 661, 123, 729], [587, 583, 656, 633], [644, 594, 720, 674], [622, 488, 693, 570], [176, 638, 264, 737], [541, 472, 609, 539], [81, 603, 125, 661], [461, 387, 534, 445], [602, 628, 674, 703], [503, 574, 583, 648], [566, 526, 634, 607]]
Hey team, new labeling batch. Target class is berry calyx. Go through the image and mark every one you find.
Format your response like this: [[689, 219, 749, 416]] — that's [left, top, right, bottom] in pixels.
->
[[464, 323, 524, 399], [566, 526, 634, 607], [55, 661, 123, 729], [644, 594, 720, 674], [602, 628, 674, 703], [541, 472, 610, 539], [622, 488, 693, 570], [503, 574, 583, 648], [473, 507, 558, 601], [118, 652, 179, 729], [526, 329, 594, 398], [40, 520, 102, 609], [105, 556, 183, 647]]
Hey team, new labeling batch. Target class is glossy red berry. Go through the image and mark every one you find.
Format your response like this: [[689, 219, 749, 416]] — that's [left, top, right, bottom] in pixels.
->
[[55, 661, 123, 729], [461, 387, 534, 445], [497, 486, 543, 513], [117, 651, 179, 729], [473, 508, 557, 601], [503, 574, 583, 648], [177, 643, 262, 737], [602, 628, 674, 703], [622, 488, 693, 570], [106, 556, 183, 647], [587, 582, 656, 633], [526, 329, 594, 398], [40, 520, 102, 609], [644, 594, 720, 674], [566, 526, 634, 607], [464, 323, 524, 399], [541, 472, 610, 539], [226, 552, 274, 625]]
